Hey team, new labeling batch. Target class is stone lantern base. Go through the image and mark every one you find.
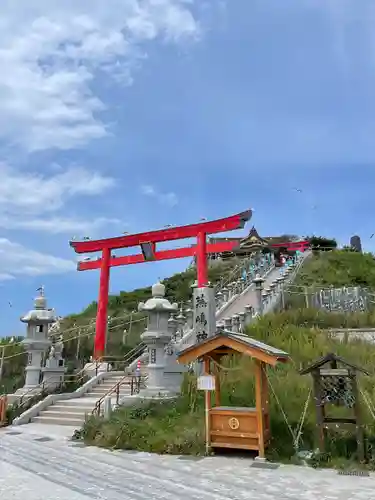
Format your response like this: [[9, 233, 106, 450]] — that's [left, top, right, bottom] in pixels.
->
[[42, 366, 65, 392]]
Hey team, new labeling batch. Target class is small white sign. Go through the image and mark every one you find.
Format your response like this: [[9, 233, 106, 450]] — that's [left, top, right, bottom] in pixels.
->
[[197, 375, 216, 391]]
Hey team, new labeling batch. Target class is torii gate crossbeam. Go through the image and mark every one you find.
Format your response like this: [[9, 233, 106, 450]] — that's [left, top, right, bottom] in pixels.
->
[[70, 209, 252, 359]]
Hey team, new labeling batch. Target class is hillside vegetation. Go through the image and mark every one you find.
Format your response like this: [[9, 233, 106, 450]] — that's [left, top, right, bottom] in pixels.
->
[[296, 250, 375, 288]]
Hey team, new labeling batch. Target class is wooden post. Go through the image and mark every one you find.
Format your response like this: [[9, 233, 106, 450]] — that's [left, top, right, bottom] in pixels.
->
[[351, 372, 365, 462], [76, 328, 81, 360], [0, 345, 4, 382], [214, 360, 221, 407], [204, 356, 211, 454], [260, 362, 269, 435], [304, 286, 309, 308], [312, 370, 326, 452], [255, 360, 266, 459]]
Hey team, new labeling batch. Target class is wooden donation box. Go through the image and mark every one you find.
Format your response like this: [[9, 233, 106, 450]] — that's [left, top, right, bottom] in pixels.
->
[[177, 331, 289, 458]]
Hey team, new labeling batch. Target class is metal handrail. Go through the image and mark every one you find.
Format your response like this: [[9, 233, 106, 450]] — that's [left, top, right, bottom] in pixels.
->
[[13, 366, 89, 412], [92, 373, 146, 416]]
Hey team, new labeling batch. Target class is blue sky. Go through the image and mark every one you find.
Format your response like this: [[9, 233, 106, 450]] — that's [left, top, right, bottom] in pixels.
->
[[1, 0, 375, 337]]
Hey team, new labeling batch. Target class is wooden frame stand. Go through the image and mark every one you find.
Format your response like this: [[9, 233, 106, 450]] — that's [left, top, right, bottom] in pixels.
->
[[177, 331, 289, 458], [300, 353, 368, 462]]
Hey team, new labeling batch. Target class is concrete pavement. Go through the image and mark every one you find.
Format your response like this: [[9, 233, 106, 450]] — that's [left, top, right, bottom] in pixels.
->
[[1, 423, 375, 500]]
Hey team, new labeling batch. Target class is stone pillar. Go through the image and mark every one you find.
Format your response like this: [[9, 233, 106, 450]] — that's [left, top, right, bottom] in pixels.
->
[[238, 312, 246, 333], [168, 315, 179, 341], [262, 290, 268, 310], [215, 291, 224, 309], [139, 282, 179, 397], [217, 323, 225, 334], [231, 314, 240, 333], [185, 308, 194, 330], [223, 317, 232, 331], [176, 310, 186, 340], [253, 274, 265, 315], [193, 286, 216, 343], [276, 277, 285, 309], [244, 305, 254, 325], [18, 288, 55, 393], [221, 287, 229, 304]]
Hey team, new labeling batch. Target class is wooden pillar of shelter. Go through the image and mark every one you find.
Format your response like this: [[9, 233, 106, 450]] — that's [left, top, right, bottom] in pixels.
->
[[204, 356, 212, 454], [312, 369, 326, 451], [255, 360, 266, 458], [351, 372, 365, 462]]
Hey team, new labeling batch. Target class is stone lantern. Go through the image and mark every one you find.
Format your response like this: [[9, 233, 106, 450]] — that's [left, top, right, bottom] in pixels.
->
[[19, 287, 56, 393], [138, 282, 178, 397], [253, 274, 265, 315]]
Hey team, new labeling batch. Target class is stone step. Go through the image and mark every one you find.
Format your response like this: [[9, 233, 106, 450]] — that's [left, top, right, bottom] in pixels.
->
[[55, 398, 98, 407], [87, 390, 122, 396], [42, 408, 89, 418], [94, 383, 131, 390], [31, 415, 85, 426], [51, 404, 95, 412]]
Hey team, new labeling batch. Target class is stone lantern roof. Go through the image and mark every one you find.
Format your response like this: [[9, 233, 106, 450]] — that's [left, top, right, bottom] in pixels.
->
[[138, 282, 178, 313], [20, 287, 57, 324]]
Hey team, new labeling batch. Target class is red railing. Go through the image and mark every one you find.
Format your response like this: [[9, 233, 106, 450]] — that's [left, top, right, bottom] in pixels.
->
[[0, 395, 7, 426]]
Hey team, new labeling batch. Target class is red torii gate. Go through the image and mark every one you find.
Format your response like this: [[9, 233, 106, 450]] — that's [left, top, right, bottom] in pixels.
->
[[70, 209, 252, 359]]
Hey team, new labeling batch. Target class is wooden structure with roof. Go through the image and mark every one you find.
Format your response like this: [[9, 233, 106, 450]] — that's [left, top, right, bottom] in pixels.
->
[[206, 226, 309, 261], [177, 331, 289, 458], [300, 353, 369, 462]]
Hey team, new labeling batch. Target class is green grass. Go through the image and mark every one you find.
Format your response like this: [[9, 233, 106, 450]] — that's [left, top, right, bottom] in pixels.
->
[[296, 250, 375, 288], [81, 309, 375, 467]]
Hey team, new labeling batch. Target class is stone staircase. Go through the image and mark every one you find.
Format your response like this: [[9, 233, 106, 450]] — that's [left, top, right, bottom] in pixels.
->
[[27, 360, 149, 426], [30, 373, 126, 426]]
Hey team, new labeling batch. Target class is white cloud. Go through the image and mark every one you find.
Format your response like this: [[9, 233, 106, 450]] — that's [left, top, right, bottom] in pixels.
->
[[0, 238, 75, 280], [0, 163, 114, 214], [0, 215, 123, 236], [140, 184, 178, 207], [0, 1, 201, 152], [0, 164, 122, 235]]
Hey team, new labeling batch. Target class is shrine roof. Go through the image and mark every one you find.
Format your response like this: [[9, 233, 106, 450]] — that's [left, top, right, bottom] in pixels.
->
[[299, 352, 369, 376], [177, 330, 289, 367]]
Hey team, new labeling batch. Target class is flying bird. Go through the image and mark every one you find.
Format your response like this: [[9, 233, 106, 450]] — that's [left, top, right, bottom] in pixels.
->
[[371, 234, 374, 239], [293, 187, 302, 193], [164, 224, 173, 228], [200, 217, 207, 221], [8, 301, 12, 308], [82, 257, 91, 261]]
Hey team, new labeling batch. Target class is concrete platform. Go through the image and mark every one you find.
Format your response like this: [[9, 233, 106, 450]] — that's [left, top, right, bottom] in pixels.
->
[[1, 424, 375, 499]]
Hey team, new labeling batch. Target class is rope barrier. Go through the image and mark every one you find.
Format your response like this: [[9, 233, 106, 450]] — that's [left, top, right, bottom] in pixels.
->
[[1, 316, 148, 362]]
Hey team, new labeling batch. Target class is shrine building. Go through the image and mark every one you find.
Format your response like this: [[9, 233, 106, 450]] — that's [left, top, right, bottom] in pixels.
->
[[205, 226, 309, 261]]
